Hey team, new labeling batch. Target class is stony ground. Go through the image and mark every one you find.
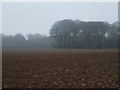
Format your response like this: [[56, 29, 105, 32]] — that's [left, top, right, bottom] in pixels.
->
[[2, 49, 119, 88]]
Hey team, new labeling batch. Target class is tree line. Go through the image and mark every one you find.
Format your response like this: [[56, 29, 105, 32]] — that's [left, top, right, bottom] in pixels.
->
[[50, 19, 119, 49], [2, 19, 119, 49], [2, 33, 52, 49]]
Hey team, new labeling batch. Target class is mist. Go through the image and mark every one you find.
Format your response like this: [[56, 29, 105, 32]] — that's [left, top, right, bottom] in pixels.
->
[[1, 2, 119, 49], [2, 20, 119, 49], [2, 2, 119, 88]]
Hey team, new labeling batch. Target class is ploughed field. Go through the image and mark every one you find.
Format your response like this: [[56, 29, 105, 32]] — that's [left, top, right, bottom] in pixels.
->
[[2, 49, 119, 88]]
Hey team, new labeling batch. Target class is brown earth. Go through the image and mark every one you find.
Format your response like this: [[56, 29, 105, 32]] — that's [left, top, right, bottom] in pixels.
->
[[2, 49, 119, 88]]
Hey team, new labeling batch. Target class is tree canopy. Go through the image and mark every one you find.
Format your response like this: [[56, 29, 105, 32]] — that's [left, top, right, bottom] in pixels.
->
[[1, 19, 119, 49], [50, 19, 119, 49]]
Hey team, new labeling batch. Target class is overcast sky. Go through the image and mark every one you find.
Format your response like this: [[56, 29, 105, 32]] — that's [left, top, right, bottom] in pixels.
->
[[2, 2, 118, 35], [0, 3, 2, 34]]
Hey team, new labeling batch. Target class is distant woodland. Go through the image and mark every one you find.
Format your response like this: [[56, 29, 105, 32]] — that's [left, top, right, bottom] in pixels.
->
[[2, 19, 120, 49]]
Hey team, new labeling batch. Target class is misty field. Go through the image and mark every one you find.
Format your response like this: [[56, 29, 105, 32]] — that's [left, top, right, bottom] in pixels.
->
[[2, 49, 119, 88]]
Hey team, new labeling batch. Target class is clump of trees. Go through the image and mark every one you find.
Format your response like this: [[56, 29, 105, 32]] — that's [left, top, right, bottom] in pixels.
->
[[50, 19, 119, 49], [1, 19, 119, 49]]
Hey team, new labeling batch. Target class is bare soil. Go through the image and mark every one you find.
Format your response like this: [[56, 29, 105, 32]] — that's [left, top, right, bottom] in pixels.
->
[[2, 49, 119, 88]]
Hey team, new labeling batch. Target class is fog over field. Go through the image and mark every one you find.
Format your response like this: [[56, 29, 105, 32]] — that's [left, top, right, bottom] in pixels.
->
[[1, 2, 119, 49], [1, 2, 119, 89], [2, 20, 119, 49]]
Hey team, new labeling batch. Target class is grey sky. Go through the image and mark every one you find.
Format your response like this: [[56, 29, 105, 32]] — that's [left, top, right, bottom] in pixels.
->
[[2, 2, 118, 35], [0, 3, 2, 34]]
